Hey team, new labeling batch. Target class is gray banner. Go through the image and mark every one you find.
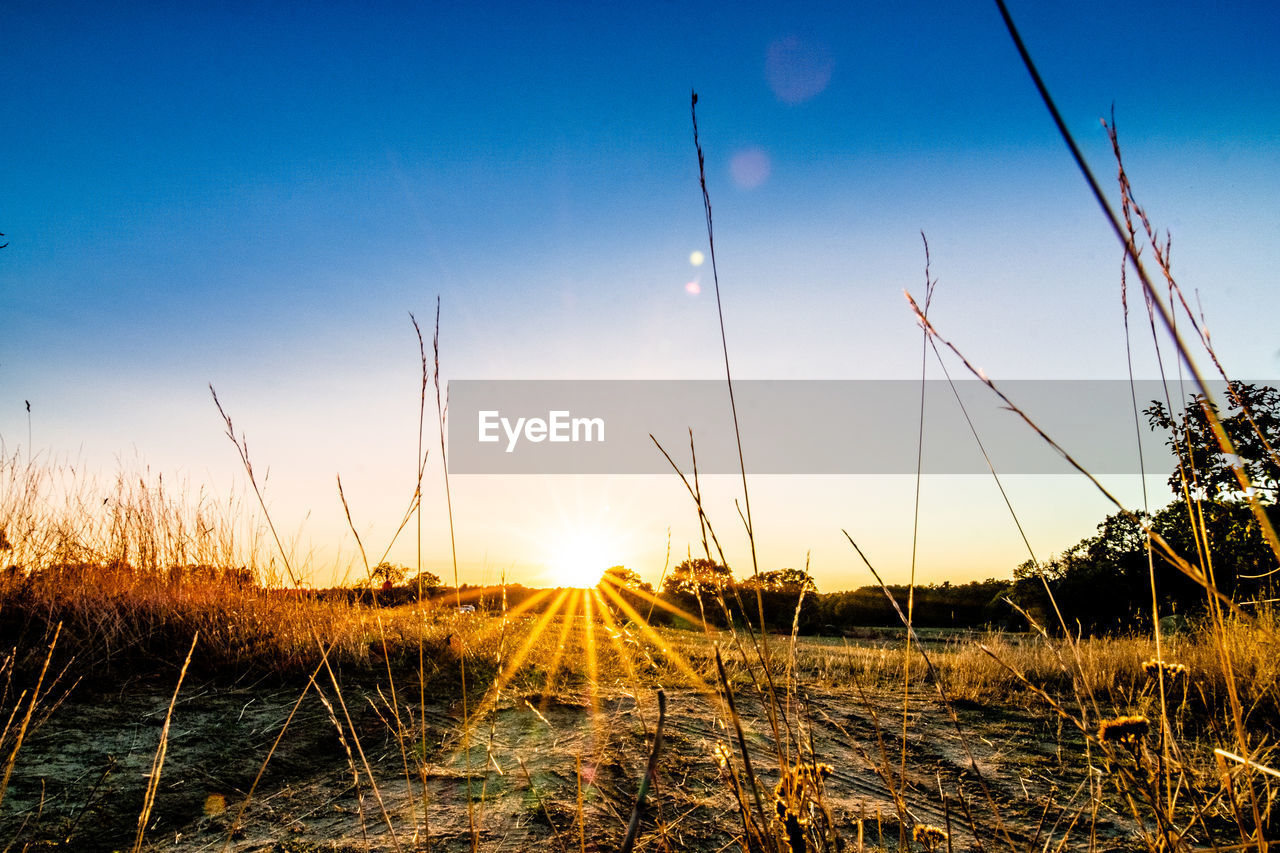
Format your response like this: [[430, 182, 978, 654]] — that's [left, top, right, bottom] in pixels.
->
[[446, 380, 1265, 475]]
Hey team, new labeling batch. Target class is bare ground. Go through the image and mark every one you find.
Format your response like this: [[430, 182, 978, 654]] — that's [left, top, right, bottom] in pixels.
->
[[0, 677, 1140, 852]]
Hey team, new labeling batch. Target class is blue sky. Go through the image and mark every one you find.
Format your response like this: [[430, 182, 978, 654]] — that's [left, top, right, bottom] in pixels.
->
[[3, 1, 1278, 589]]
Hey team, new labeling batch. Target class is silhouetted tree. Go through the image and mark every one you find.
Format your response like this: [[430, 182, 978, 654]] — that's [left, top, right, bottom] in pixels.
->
[[1009, 498, 1278, 634], [1146, 382, 1280, 503], [410, 569, 443, 592], [661, 558, 732, 597], [1005, 385, 1280, 633], [371, 561, 408, 587], [1011, 512, 1150, 633], [601, 565, 650, 592], [741, 568, 818, 594]]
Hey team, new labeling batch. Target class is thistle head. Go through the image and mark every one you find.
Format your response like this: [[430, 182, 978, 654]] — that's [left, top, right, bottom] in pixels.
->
[[1098, 715, 1150, 746], [912, 824, 948, 852]]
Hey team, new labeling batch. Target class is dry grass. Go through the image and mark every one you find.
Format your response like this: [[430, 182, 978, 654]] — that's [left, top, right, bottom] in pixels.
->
[[2, 10, 1278, 852], [0, 454, 472, 686], [2, 441, 1279, 850]]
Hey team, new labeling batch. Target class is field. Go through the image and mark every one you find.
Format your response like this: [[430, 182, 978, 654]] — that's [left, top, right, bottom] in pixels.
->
[[4, 129, 1280, 852], [0, 563, 1275, 853], [4, 8, 1280, 852]]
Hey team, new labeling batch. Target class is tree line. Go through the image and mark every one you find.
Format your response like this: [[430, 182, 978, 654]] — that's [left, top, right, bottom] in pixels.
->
[[635, 382, 1279, 635]]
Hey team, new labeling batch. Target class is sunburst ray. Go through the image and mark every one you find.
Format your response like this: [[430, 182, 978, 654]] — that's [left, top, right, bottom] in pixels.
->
[[596, 583, 717, 696]]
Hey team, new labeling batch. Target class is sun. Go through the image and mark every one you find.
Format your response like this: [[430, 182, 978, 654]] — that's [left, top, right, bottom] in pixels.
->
[[546, 532, 613, 589]]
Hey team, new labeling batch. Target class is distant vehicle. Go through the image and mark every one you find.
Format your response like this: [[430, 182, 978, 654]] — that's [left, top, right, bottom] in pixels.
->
[[457, 604, 476, 614]]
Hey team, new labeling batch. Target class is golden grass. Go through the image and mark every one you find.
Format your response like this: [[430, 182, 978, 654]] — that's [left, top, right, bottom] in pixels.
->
[[1, 15, 1277, 850], [3, 440, 1280, 850]]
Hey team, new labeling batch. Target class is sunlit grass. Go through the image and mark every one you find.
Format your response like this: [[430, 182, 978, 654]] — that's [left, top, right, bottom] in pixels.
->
[[3, 456, 1279, 852], [4, 24, 1279, 849]]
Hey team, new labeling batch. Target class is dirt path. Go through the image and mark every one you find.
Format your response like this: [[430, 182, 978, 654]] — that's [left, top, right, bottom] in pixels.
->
[[0, 680, 1137, 851]]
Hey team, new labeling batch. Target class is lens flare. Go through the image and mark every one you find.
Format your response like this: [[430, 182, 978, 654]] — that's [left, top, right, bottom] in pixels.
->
[[765, 34, 833, 104], [730, 147, 771, 189]]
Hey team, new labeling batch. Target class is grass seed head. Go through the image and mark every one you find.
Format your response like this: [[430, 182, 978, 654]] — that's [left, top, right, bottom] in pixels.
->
[[1098, 714, 1150, 745], [713, 741, 731, 771], [912, 823, 948, 852], [1142, 658, 1188, 681]]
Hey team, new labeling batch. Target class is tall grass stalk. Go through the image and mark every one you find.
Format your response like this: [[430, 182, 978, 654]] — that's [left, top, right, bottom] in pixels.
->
[[219, 652, 329, 852], [131, 632, 197, 853], [410, 310, 433, 846], [0, 622, 61, 811], [995, 2, 1277, 845], [992, 0, 1280, 568], [689, 89, 793, 783], [432, 297, 478, 850], [619, 688, 667, 853], [902, 232, 937, 795], [209, 388, 409, 846]]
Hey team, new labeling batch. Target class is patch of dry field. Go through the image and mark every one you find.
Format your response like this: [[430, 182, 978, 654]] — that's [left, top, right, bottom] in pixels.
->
[[4, 619, 1219, 853]]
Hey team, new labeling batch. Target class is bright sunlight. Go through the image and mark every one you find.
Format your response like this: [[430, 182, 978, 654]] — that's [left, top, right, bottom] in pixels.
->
[[545, 531, 614, 588]]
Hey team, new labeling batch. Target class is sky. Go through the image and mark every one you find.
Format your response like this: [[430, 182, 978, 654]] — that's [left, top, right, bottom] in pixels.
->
[[3, 1, 1279, 591]]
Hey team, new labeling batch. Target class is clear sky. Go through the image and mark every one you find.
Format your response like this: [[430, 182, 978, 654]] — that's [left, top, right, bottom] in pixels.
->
[[3, 1, 1278, 590]]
